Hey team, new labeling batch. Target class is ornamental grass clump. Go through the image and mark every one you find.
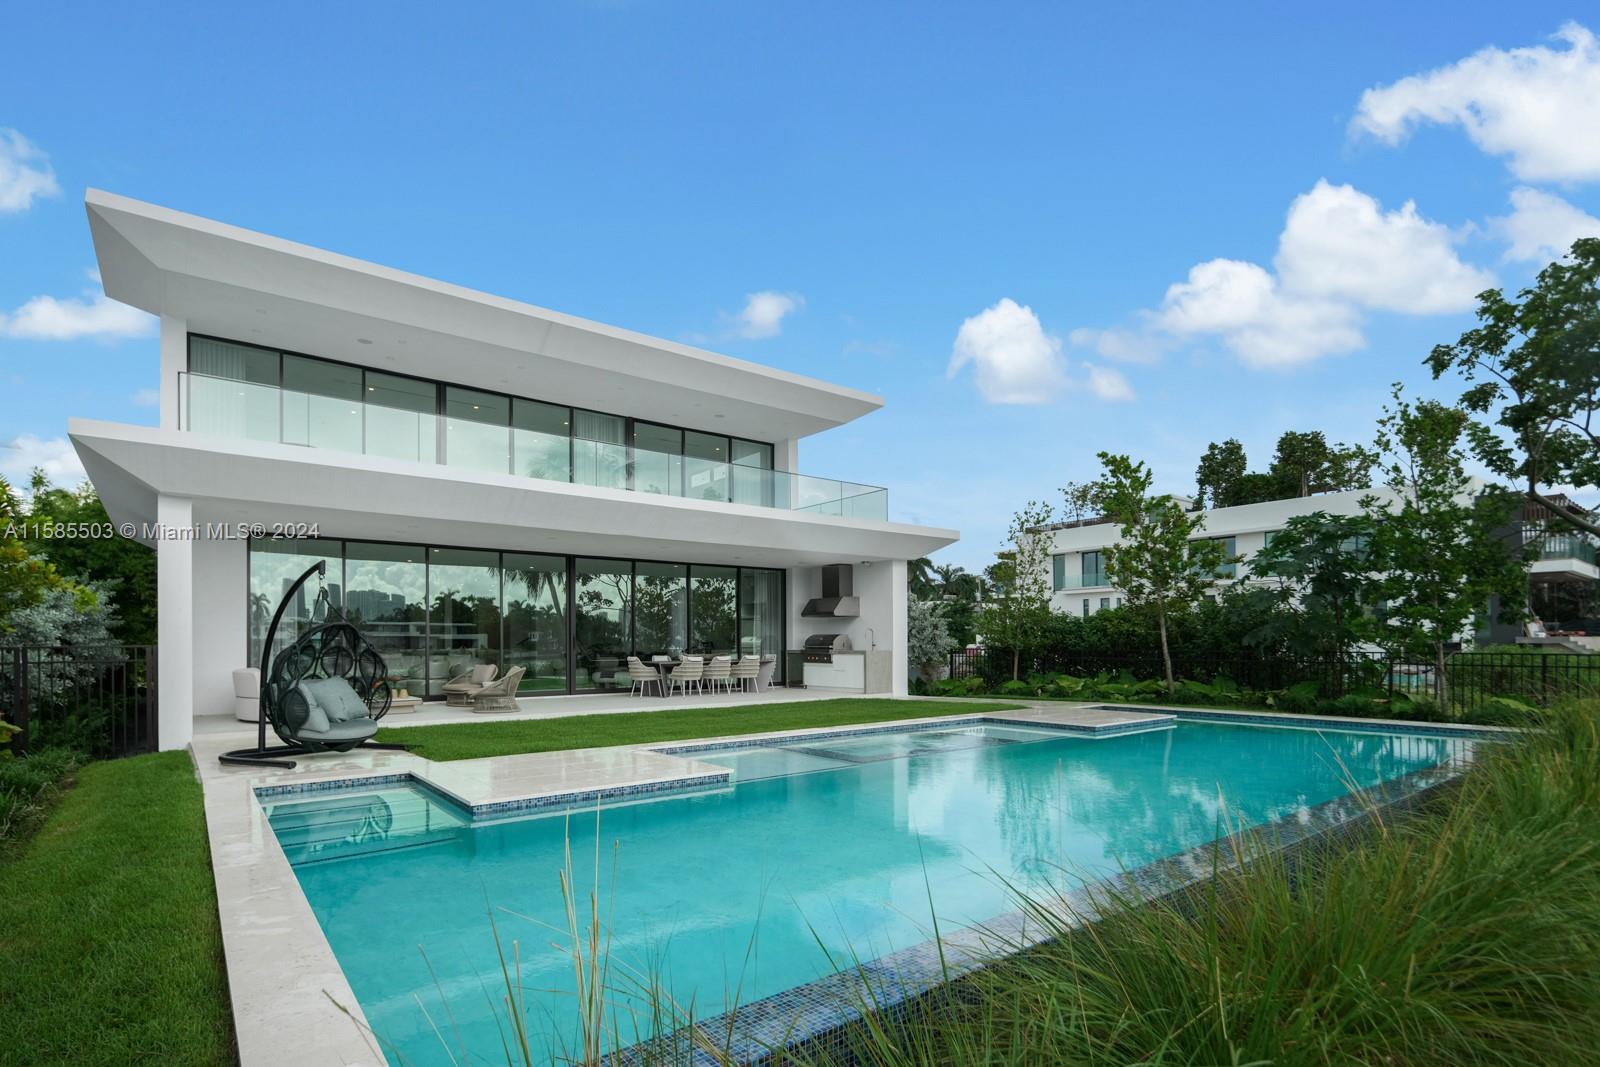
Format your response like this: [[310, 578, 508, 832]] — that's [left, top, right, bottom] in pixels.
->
[[807, 702, 1600, 1066]]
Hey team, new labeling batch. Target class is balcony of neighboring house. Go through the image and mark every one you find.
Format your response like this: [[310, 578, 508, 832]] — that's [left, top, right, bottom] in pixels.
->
[[1522, 523, 1600, 582], [175, 356, 887, 522]]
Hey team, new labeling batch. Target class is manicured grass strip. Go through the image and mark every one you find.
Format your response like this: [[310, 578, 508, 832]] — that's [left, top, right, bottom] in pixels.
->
[[377, 697, 1021, 762], [0, 751, 234, 1067]]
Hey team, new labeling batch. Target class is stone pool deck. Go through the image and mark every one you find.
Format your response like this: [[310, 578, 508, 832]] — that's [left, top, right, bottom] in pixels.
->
[[188, 700, 1171, 1067]]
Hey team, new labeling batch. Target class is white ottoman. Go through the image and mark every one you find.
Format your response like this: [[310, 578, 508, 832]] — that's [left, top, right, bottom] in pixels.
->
[[233, 667, 261, 723]]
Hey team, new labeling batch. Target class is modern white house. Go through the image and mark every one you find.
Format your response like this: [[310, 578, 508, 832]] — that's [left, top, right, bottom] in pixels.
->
[[69, 190, 958, 751], [1043, 488, 1599, 642]]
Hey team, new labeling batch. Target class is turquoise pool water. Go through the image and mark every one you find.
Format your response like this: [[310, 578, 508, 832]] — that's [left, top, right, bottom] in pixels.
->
[[265, 719, 1472, 1065]]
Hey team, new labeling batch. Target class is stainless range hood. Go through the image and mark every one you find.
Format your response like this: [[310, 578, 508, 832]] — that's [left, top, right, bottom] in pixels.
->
[[802, 564, 860, 618]]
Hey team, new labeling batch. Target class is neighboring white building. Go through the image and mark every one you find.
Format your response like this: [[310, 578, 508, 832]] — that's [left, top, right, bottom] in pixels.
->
[[1042, 488, 1600, 638], [70, 191, 958, 750]]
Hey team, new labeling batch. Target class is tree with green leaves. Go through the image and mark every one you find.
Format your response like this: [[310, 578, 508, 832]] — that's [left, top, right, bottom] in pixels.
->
[[19, 473, 157, 645], [1362, 386, 1530, 705], [1267, 430, 1376, 498], [1428, 238, 1600, 538], [906, 597, 954, 686], [1195, 438, 1247, 508], [1096, 453, 1234, 691], [1247, 511, 1378, 677], [1059, 480, 1102, 524], [979, 501, 1055, 680], [907, 556, 938, 599]]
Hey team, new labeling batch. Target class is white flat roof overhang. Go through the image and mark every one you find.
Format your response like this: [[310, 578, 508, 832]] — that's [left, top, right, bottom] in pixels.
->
[[69, 421, 958, 569], [86, 190, 881, 443]]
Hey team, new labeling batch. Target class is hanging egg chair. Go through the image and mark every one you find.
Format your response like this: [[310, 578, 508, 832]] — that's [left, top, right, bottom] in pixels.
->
[[221, 560, 410, 769]]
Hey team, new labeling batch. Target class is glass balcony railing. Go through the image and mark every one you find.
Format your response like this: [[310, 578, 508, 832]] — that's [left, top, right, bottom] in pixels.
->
[[178, 371, 889, 521], [1523, 524, 1599, 565]]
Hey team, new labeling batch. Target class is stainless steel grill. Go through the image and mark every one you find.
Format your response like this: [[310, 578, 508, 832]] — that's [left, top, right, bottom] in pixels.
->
[[802, 633, 853, 664]]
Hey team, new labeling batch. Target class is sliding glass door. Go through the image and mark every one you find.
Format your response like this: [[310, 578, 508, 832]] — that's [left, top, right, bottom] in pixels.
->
[[574, 558, 632, 691], [427, 548, 502, 695], [503, 553, 568, 692], [343, 542, 427, 698]]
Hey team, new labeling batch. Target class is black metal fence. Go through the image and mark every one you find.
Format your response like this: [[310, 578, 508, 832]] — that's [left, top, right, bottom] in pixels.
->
[[1, 645, 158, 758], [947, 646, 1600, 715]]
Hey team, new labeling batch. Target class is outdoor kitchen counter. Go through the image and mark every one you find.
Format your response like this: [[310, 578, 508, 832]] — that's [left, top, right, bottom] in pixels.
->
[[803, 651, 866, 691]]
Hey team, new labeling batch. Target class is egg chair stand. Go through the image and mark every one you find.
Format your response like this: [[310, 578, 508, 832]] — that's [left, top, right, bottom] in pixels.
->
[[220, 560, 412, 770]]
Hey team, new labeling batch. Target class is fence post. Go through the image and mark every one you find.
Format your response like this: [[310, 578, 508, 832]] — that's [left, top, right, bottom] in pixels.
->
[[11, 646, 29, 757], [1542, 654, 1550, 705], [146, 645, 159, 754]]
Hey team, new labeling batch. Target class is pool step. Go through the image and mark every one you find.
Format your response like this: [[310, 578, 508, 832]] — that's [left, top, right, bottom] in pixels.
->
[[265, 786, 469, 865]]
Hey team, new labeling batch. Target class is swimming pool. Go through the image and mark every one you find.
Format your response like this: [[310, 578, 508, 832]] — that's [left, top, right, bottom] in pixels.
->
[[262, 716, 1476, 1065]]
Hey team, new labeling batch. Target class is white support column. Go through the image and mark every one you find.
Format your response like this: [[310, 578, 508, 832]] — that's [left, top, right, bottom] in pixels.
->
[[156, 494, 195, 751], [158, 315, 188, 431], [888, 559, 909, 696]]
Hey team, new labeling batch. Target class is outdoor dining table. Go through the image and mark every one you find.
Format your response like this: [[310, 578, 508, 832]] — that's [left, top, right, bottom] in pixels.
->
[[649, 655, 678, 696]]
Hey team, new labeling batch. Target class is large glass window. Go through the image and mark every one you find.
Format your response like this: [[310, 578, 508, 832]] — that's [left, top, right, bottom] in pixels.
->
[[684, 431, 731, 503], [503, 553, 568, 693], [247, 538, 344, 673], [574, 558, 632, 691], [365, 372, 438, 464], [1052, 554, 1066, 591], [633, 561, 687, 656], [343, 542, 429, 698], [572, 410, 627, 491], [513, 399, 572, 482], [426, 548, 503, 695], [1081, 550, 1107, 587], [691, 565, 738, 656], [445, 387, 510, 474], [738, 568, 784, 679], [189, 338, 280, 442], [632, 422, 682, 496], [282, 355, 362, 453], [731, 438, 775, 507]]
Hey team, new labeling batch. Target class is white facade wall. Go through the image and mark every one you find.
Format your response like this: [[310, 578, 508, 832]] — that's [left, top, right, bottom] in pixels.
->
[[192, 535, 247, 720], [1044, 489, 1392, 616]]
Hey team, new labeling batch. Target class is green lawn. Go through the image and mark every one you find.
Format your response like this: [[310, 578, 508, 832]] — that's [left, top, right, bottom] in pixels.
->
[[0, 751, 234, 1067], [377, 697, 1020, 762]]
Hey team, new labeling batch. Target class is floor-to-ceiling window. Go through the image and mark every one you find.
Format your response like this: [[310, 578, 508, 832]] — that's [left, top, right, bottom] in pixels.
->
[[249, 540, 784, 695], [189, 337, 281, 442], [633, 561, 687, 657], [738, 568, 784, 670], [365, 372, 438, 464], [573, 411, 627, 491], [684, 432, 731, 503], [575, 558, 632, 691], [343, 542, 428, 698], [426, 548, 502, 695], [247, 538, 344, 672], [444, 387, 511, 475], [513, 399, 572, 482], [730, 439, 775, 507], [503, 553, 568, 692], [282, 354, 362, 453], [691, 565, 738, 656], [632, 422, 683, 496]]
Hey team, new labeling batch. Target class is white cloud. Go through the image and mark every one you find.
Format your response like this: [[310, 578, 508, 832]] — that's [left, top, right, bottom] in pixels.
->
[[0, 283, 156, 341], [731, 290, 802, 339], [0, 129, 59, 214], [1493, 187, 1600, 262], [1, 435, 86, 487], [1138, 182, 1488, 368], [130, 388, 161, 407], [1085, 364, 1135, 402], [948, 298, 1067, 404], [1352, 22, 1600, 183], [1276, 180, 1493, 313]]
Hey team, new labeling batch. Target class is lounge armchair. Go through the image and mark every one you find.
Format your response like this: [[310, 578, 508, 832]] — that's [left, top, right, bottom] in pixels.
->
[[471, 666, 526, 712], [443, 663, 499, 706]]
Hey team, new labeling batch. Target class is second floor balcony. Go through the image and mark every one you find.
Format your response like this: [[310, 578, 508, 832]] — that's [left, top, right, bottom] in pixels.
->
[[178, 371, 888, 521]]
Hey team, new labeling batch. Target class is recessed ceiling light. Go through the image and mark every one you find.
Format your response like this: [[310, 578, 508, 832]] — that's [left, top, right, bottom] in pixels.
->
[[357, 338, 373, 345]]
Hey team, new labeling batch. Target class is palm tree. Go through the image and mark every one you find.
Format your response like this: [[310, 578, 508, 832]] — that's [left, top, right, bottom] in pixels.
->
[[907, 557, 938, 599]]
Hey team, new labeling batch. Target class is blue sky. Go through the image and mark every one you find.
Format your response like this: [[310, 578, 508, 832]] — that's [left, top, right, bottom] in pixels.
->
[[3, 3, 1599, 569]]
